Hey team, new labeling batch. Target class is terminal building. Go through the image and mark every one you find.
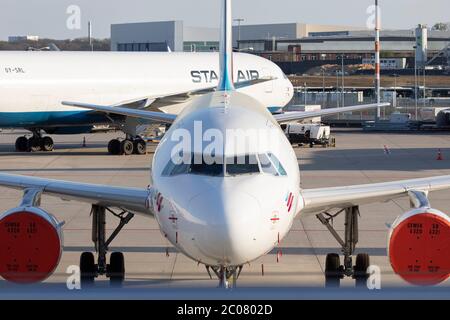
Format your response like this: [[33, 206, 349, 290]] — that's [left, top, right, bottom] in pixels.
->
[[111, 21, 219, 52], [110, 21, 361, 52], [238, 27, 450, 63], [110, 21, 450, 73]]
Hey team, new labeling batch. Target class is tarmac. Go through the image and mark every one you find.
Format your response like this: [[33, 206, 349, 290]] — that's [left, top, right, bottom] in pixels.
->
[[0, 128, 449, 297]]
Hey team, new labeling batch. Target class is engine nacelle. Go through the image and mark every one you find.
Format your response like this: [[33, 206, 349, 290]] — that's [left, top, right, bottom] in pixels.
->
[[388, 208, 450, 286], [0, 207, 63, 283]]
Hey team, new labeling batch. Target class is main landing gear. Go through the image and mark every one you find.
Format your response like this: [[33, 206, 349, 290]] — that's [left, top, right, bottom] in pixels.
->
[[316, 206, 371, 288], [80, 205, 134, 287], [206, 265, 243, 289], [107, 136, 147, 155], [15, 132, 54, 152]]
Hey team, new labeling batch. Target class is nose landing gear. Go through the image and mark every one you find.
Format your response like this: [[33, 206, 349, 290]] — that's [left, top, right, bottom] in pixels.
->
[[207, 265, 243, 289]]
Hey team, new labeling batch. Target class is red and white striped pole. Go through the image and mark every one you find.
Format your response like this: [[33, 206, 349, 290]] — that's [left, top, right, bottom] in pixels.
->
[[375, 0, 381, 121]]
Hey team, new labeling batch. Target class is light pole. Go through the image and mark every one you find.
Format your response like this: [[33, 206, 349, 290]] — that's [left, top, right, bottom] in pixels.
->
[[336, 70, 339, 108], [322, 69, 325, 94], [390, 73, 399, 108], [341, 55, 345, 108], [423, 67, 426, 109], [304, 82, 307, 106], [413, 45, 418, 120], [234, 18, 244, 46], [88, 21, 93, 52], [322, 69, 325, 107], [336, 70, 340, 120]]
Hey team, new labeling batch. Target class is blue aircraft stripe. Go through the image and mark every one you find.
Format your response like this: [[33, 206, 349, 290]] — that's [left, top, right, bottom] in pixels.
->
[[0, 111, 111, 127]]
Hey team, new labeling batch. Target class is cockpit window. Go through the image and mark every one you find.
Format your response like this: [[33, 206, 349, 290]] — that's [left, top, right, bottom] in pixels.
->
[[162, 152, 287, 177], [162, 153, 223, 177], [190, 158, 223, 176], [258, 153, 279, 176], [225, 155, 259, 176], [268, 153, 287, 176]]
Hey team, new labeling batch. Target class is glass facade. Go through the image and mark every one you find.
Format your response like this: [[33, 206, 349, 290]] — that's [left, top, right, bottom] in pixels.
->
[[117, 41, 219, 52], [183, 41, 219, 52], [117, 42, 169, 52]]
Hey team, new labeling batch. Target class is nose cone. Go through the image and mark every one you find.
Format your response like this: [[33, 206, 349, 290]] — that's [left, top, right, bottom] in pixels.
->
[[188, 189, 261, 265]]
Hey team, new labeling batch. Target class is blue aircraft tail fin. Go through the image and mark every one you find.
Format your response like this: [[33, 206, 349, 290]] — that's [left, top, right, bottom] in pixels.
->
[[217, 0, 235, 92]]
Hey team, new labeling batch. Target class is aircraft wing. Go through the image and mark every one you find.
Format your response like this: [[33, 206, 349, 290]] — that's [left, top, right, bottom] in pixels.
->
[[300, 175, 450, 216], [274, 103, 390, 123], [62, 101, 177, 124], [0, 173, 152, 216]]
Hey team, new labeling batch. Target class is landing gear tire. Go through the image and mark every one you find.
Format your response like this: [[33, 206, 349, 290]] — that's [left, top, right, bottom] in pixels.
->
[[325, 253, 341, 288], [27, 137, 42, 152], [40, 136, 54, 152], [80, 252, 96, 287], [108, 252, 125, 287], [86, 205, 133, 286], [108, 139, 121, 155], [354, 253, 370, 288], [133, 139, 146, 155], [15, 136, 28, 152], [121, 140, 134, 155], [318, 207, 365, 289]]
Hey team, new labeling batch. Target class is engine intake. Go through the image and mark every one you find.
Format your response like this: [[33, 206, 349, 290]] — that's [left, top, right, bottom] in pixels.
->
[[388, 208, 450, 286], [0, 207, 63, 283]]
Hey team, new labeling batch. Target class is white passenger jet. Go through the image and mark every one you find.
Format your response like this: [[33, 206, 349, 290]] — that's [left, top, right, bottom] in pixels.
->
[[0, 0, 448, 288], [0, 45, 292, 155]]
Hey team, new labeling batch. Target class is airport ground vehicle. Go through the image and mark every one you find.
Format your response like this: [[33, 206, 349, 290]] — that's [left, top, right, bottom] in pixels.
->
[[282, 123, 334, 148]]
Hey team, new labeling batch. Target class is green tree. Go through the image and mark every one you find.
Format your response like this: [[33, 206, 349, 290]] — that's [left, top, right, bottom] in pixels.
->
[[432, 23, 448, 31]]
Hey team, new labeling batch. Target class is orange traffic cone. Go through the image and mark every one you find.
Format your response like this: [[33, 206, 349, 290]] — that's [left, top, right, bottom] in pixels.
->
[[437, 149, 443, 161]]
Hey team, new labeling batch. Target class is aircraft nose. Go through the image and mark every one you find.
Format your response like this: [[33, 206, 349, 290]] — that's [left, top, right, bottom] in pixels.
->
[[188, 189, 261, 265]]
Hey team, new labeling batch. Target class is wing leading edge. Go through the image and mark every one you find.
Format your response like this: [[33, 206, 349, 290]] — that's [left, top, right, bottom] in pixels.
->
[[0, 173, 152, 216], [300, 175, 450, 216], [274, 103, 390, 123]]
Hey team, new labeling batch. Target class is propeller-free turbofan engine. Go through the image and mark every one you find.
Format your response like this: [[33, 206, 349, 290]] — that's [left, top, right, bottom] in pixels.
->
[[388, 208, 450, 286], [0, 207, 63, 283]]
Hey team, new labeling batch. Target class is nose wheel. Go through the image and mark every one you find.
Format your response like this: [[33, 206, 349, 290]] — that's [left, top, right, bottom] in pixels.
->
[[208, 265, 243, 289], [79, 205, 134, 287], [317, 206, 371, 288]]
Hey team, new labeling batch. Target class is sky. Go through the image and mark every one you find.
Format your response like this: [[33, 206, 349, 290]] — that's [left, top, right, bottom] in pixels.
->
[[0, 0, 449, 40]]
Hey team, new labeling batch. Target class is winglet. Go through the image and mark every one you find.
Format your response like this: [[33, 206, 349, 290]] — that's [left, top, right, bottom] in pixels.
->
[[217, 0, 235, 92]]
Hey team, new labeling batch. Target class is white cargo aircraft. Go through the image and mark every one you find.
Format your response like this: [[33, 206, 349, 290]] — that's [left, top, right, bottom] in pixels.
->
[[0, 48, 293, 155], [0, 0, 448, 289]]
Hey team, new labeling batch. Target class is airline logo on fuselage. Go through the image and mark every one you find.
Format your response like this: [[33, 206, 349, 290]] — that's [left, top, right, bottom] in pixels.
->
[[191, 70, 259, 83]]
